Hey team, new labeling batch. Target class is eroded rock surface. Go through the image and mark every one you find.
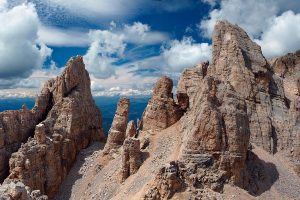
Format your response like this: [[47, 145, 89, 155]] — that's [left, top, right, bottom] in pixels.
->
[[0, 180, 48, 200], [120, 138, 142, 182], [268, 50, 300, 174], [103, 98, 130, 155], [144, 21, 277, 199], [141, 76, 183, 132], [0, 56, 104, 199], [177, 61, 209, 110], [126, 120, 136, 138], [0, 90, 52, 183]]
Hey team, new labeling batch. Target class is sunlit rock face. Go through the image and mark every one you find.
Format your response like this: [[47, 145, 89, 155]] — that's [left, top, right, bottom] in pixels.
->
[[0, 56, 104, 199], [144, 21, 300, 199], [141, 76, 183, 132], [103, 97, 130, 156]]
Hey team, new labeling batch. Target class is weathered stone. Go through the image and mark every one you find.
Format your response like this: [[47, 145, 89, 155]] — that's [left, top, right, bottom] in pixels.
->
[[144, 21, 257, 199], [0, 180, 47, 200], [126, 120, 136, 138], [0, 109, 42, 182], [177, 61, 209, 110], [0, 56, 104, 199], [142, 76, 183, 131], [34, 124, 46, 145], [144, 161, 182, 200], [104, 98, 130, 155], [120, 138, 142, 182]]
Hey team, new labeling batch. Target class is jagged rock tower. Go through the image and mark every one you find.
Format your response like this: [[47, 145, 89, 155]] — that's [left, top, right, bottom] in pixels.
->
[[0, 56, 104, 199]]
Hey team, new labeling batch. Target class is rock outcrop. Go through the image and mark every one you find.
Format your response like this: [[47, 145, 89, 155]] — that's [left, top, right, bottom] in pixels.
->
[[144, 21, 273, 198], [144, 161, 183, 200], [120, 138, 142, 182], [0, 180, 48, 200], [0, 56, 104, 199], [103, 98, 130, 155], [0, 109, 37, 183], [1, 19, 300, 200], [177, 61, 209, 110], [0, 91, 52, 183], [180, 20, 255, 188], [141, 76, 183, 132], [268, 51, 300, 174], [126, 120, 136, 138], [206, 22, 300, 177]]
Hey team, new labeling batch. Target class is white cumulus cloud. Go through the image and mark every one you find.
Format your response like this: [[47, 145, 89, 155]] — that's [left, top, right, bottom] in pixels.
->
[[200, 0, 277, 38], [199, 0, 300, 58], [162, 37, 211, 72], [83, 30, 126, 79], [256, 11, 300, 58], [0, 3, 52, 88]]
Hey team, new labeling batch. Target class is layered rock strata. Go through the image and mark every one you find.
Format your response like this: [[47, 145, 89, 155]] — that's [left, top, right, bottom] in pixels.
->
[[180, 20, 256, 186], [120, 138, 142, 182], [0, 56, 104, 199], [212, 22, 300, 174], [268, 51, 300, 174], [103, 98, 130, 155], [141, 76, 183, 131]]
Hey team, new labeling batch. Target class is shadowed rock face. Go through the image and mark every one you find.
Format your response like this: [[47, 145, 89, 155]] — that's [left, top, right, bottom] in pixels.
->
[[0, 56, 104, 199], [268, 51, 300, 174], [141, 76, 183, 132]]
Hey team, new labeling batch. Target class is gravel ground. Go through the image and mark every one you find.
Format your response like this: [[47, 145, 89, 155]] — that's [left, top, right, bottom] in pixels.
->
[[54, 128, 300, 200], [54, 122, 182, 200], [54, 142, 104, 200], [224, 145, 300, 200]]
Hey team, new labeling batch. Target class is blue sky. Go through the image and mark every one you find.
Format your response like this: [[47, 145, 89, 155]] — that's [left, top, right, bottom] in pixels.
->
[[0, 0, 300, 97]]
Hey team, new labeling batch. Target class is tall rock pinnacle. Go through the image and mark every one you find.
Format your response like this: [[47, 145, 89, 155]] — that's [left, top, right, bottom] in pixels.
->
[[0, 56, 104, 199], [103, 97, 130, 156]]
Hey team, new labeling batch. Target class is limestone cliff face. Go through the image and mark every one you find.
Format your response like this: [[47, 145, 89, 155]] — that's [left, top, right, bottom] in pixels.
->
[[268, 51, 300, 174], [144, 21, 300, 199], [0, 56, 104, 199], [141, 76, 183, 132], [179, 21, 258, 187], [210, 22, 300, 175], [0, 109, 37, 183]]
